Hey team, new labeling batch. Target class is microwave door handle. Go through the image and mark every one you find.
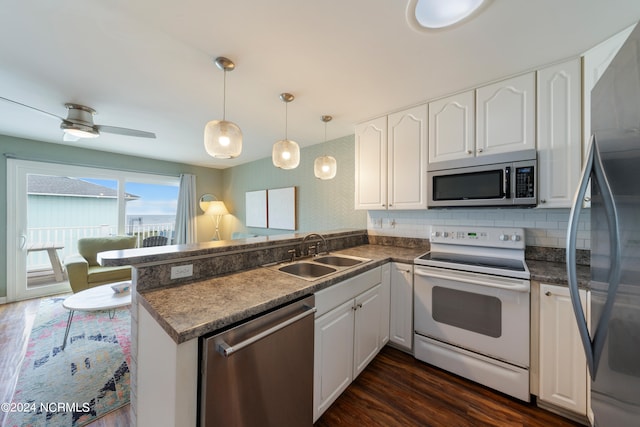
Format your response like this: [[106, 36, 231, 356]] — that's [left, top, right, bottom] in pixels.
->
[[504, 167, 511, 198]]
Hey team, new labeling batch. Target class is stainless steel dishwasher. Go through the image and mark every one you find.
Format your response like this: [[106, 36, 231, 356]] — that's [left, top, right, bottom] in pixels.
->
[[200, 294, 315, 427]]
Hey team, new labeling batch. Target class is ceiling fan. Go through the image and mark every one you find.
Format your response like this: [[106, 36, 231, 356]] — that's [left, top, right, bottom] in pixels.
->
[[0, 96, 156, 141]]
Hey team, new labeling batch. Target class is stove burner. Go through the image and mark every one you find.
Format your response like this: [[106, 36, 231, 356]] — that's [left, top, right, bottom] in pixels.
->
[[417, 252, 526, 272]]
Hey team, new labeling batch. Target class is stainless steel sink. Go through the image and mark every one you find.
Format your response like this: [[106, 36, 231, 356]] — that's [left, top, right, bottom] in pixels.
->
[[266, 253, 371, 281], [313, 255, 366, 267], [278, 262, 337, 279]]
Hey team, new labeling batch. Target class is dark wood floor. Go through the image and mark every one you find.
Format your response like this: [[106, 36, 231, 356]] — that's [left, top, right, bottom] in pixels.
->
[[315, 346, 582, 427], [2, 297, 580, 427]]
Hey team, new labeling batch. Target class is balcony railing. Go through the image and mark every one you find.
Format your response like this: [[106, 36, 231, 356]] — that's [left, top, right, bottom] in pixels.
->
[[26, 223, 175, 271]]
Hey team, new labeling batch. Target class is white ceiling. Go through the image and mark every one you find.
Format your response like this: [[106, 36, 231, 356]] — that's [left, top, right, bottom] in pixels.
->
[[1, 0, 640, 169]]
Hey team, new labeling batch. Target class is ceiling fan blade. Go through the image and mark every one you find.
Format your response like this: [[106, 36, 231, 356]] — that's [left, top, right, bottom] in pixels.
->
[[0, 96, 65, 121], [96, 125, 156, 138]]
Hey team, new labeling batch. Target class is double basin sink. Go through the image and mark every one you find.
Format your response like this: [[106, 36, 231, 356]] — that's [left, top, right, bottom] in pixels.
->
[[266, 254, 371, 281]]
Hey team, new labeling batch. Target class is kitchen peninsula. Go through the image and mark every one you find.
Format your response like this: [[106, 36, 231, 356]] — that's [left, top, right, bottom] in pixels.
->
[[99, 230, 427, 426], [99, 229, 589, 426]]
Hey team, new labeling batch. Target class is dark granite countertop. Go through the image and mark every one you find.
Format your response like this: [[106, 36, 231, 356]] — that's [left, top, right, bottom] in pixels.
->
[[528, 259, 591, 288], [137, 241, 591, 345], [138, 244, 425, 344]]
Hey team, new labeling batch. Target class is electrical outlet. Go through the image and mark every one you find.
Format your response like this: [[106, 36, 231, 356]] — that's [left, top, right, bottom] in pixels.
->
[[171, 264, 193, 279]]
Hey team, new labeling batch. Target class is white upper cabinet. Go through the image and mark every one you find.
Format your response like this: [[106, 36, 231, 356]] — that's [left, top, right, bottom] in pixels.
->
[[387, 105, 428, 209], [355, 105, 427, 210], [354, 116, 387, 210], [537, 58, 582, 208], [428, 90, 475, 163], [476, 72, 536, 156]]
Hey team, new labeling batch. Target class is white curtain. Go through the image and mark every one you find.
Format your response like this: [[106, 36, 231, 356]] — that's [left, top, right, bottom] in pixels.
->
[[174, 173, 197, 244]]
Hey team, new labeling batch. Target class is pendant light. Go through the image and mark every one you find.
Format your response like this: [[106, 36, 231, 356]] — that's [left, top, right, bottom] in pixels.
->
[[204, 57, 242, 159], [314, 115, 337, 180], [272, 93, 300, 169]]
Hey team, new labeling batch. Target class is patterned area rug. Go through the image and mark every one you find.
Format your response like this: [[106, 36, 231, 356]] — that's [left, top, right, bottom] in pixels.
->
[[4, 297, 130, 427]]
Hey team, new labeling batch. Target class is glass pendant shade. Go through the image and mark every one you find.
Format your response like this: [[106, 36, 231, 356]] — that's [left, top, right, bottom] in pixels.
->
[[272, 139, 300, 169], [204, 119, 242, 159], [204, 56, 242, 159], [272, 93, 300, 169], [314, 155, 337, 180]]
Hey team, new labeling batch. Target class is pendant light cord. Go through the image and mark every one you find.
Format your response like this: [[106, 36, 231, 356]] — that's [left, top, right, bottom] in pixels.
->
[[222, 70, 227, 121], [284, 102, 288, 140]]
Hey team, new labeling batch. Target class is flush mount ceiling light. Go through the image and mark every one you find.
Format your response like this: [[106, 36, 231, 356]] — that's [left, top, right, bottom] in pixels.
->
[[314, 115, 337, 180], [204, 57, 242, 159], [407, 0, 489, 31], [272, 93, 300, 170]]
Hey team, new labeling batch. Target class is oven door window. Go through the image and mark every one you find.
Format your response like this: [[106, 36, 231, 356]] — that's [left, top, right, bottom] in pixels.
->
[[433, 169, 504, 201], [432, 286, 502, 338]]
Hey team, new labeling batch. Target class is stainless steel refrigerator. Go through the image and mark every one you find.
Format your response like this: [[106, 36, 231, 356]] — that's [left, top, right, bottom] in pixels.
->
[[567, 23, 640, 426]]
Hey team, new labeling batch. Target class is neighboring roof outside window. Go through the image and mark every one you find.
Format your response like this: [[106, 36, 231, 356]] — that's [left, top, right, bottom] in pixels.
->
[[27, 175, 140, 201]]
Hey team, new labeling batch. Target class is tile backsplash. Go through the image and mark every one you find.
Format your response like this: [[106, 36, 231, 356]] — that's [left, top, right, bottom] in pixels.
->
[[367, 208, 591, 250]]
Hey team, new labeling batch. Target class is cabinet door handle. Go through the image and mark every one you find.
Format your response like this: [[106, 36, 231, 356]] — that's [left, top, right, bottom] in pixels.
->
[[466, 150, 473, 155], [545, 291, 551, 296], [477, 148, 484, 153]]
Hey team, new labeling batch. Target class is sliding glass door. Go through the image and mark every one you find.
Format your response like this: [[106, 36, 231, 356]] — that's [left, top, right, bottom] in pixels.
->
[[6, 159, 178, 302]]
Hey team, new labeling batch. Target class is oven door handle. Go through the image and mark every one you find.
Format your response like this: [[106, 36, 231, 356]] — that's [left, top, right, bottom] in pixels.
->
[[414, 269, 529, 293]]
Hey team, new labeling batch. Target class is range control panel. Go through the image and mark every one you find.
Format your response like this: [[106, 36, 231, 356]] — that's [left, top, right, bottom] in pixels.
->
[[429, 226, 526, 249]]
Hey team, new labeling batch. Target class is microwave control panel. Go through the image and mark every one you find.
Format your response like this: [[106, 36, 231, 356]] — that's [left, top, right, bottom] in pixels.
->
[[514, 166, 535, 198]]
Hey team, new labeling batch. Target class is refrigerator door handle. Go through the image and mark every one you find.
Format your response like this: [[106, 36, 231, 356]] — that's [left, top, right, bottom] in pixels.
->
[[567, 135, 622, 380]]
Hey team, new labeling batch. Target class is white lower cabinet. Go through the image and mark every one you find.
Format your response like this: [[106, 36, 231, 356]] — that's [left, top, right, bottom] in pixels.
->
[[389, 262, 414, 351], [379, 263, 391, 346], [538, 283, 590, 419], [314, 299, 355, 420], [353, 284, 383, 377], [313, 267, 384, 422]]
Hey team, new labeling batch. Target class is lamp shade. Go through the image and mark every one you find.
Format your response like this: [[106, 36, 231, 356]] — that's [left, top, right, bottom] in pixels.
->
[[204, 120, 242, 159], [314, 155, 337, 180], [272, 139, 300, 169], [205, 200, 229, 216]]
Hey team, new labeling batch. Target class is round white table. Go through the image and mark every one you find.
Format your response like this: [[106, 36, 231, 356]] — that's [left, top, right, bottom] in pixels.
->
[[61, 282, 132, 350]]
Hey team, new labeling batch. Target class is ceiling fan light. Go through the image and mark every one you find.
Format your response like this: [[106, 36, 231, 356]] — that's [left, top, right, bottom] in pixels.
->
[[272, 139, 300, 169], [409, 0, 487, 30], [204, 119, 242, 158], [61, 125, 99, 139], [314, 155, 337, 180]]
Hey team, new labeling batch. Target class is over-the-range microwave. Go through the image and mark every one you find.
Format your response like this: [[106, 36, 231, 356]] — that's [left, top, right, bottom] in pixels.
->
[[427, 150, 537, 208]]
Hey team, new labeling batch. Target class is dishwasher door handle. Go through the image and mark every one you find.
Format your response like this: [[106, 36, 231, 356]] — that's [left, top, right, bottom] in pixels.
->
[[217, 304, 316, 357]]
